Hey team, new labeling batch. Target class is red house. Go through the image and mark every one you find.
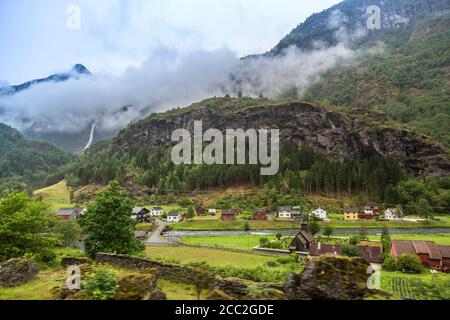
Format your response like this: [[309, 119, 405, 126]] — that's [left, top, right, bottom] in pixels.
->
[[221, 210, 237, 221], [391, 240, 450, 271], [253, 209, 268, 221], [359, 214, 376, 221], [196, 206, 207, 216]]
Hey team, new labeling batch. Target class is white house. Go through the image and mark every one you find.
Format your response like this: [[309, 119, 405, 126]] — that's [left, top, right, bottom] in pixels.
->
[[384, 208, 401, 221], [151, 207, 164, 217], [167, 212, 182, 223], [278, 207, 292, 219], [208, 208, 217, 216], [311, 208, 327, 220]]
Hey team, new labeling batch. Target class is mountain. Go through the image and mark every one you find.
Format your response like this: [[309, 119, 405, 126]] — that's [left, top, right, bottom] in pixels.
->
[[0, 123, 70, 191], [0, 64, 91, 95], [268, 0, 450, 55], [255, 0, 450, 147]]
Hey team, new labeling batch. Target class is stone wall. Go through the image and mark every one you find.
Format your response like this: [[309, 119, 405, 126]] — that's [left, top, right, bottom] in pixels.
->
[[95, 253, 206, 284]]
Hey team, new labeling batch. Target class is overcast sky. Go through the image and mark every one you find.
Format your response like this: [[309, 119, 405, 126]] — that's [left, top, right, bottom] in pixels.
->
[[0, 0, 342, 84]]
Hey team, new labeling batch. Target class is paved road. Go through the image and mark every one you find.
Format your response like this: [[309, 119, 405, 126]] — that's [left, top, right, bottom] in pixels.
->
[[145, 219, 180, 246]]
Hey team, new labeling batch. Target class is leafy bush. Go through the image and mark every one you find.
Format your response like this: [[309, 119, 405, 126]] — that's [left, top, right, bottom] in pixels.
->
[[84, 269, 118, 300], [396, 254, 423, 274], [341, 245, 361, 257], [382, 255, 397, 272]]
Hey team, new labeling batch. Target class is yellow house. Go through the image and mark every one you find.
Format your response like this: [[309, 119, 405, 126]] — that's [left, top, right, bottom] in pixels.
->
[[344, 208, 359, 221]]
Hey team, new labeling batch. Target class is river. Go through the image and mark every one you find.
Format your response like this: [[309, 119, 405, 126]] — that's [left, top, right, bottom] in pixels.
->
[[164, 227, 450, 238]]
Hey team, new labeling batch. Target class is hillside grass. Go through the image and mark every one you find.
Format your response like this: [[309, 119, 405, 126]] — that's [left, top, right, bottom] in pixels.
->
[[145, 246, 276, 268], [33, 180, 72, 210]]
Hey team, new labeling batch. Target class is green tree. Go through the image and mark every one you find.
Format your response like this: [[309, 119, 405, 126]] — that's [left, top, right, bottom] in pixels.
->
[[0, 191, 57, 262], [51, 220, 82, 247], [322, 224, 334, 239], [308, 220, 321, 236], [243, 222, 250, 231], [186, 206, 196, 220], [416, 198, 433, 222], [79, 181, 144, 259], [397, 254, 423, 274], [341, 245, 361, 257]]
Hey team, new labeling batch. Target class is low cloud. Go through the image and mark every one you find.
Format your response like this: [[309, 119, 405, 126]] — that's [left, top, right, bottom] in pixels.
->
[[0, 9, 362, 136]]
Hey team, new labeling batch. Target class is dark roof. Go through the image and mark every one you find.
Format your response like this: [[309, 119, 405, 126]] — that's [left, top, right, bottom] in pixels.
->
[[133, 207, 149, 214], [344, 208, 358, 213], [152, 207, 163, 210], [222, 210, 236, 215], [392, 240, 443, 260], [438, 245, 450, 259], [56, 208, 79, 216], [310, 244, 382, 263], [298, 230, 314, 244], [167, 212, 181, 217]]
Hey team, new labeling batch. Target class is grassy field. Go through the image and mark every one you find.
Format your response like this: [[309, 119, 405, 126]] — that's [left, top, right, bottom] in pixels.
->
[[181, 235, 276, 250], [367, 234, 450, 245], [33, 180, 72, 210], [158, 279, 209, 300], [145, 246, 276, 267], [381, 271, 450, 300], [171, 220, 299, 231]]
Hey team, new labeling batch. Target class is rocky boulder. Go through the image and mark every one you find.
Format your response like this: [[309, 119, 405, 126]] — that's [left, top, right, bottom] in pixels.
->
[[284, 255, 372, 300], [0, 259, 40, 287], [114, 272, 165, 300]]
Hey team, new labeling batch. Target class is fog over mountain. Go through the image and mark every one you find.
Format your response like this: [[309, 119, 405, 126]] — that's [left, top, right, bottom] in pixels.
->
[[0, 9, 362, 153]]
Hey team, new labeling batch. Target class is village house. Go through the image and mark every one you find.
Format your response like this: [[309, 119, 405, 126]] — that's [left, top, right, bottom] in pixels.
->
[[310, 208, 327, 220], [309, 243, 383, 265], [150, 207, 164, 217], [221, 210, 237, 221], [391, 240, 450, 272], [291, 210, 303, 220], [196, 206, 208, 216], [289, 220, 315, 252], [253, 209, 268, 221], [167, 212, 182, 223], [208, 208, 217, 216], [55, 208, 80, 221], [278, 207, 292, 219], [384, 208, 401, 221], [132, 207, 150, 223], [363, 206, 380, 215], [344, 208, 359, 221]]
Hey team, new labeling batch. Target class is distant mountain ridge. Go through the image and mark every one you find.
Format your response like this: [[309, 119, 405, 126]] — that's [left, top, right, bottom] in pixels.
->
[[268, 0, 450, 55], [0, 64, 91, 95]]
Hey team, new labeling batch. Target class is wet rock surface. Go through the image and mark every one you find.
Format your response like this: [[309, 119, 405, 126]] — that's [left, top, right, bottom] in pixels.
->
[[284, 255, 373, 300]]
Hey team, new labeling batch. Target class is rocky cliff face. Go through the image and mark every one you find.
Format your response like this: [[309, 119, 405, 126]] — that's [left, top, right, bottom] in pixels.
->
[[113, 100, 450, 177]]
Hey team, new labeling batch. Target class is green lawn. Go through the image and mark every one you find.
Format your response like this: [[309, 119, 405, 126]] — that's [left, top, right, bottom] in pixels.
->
[[366, 234, 450, 245], [181, 235, 276, 250], [145, 246, 276, 268]]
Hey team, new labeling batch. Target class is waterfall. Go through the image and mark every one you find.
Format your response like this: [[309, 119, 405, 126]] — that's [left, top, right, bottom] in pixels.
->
[[83, 122, 96, 151]]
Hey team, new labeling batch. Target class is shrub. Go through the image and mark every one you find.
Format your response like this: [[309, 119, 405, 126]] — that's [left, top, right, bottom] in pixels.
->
[[397, 254, 423, 274], [349, 236, 360, 246], [84, 269, 118, 300], [341, 245, 361, 257], [266, 260, 279, 268], [382, 254, 397, 271], [259, 237, 269, 246]]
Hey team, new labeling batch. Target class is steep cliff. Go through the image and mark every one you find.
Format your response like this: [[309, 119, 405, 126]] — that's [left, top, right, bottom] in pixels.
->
[[112, 98, 450, 177]]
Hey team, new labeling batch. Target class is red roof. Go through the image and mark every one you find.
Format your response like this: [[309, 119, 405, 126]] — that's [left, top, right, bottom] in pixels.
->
[[438, 245, 450, 259], [392, 240, 445, 261]]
